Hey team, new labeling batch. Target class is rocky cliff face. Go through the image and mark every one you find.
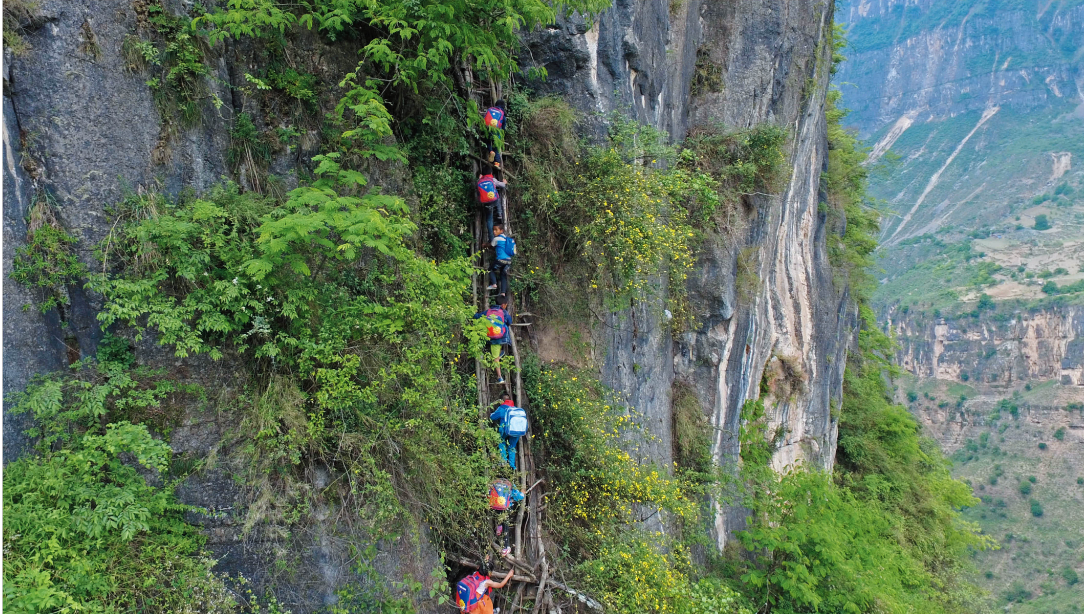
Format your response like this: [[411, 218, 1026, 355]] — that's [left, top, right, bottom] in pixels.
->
[[524, 0, 847, 549], [890, 306, 1084, 387], [4, 0, 847, 607]]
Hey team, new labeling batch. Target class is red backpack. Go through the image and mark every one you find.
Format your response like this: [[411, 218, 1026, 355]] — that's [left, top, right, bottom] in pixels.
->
[[484, 106, 505, 129], [484, 308, 507, 339], [489, 479, 515, 511], [456, 572, 489, 612], [477, 176, 499, 204]]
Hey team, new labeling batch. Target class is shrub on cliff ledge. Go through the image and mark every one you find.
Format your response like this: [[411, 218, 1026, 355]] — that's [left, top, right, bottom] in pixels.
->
[[3, 347, 231, 613], [11, 199, 86, 317]]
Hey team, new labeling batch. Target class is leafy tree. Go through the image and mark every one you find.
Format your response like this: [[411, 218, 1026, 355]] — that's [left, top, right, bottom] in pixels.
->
[[1033, 214, 1051, 230]]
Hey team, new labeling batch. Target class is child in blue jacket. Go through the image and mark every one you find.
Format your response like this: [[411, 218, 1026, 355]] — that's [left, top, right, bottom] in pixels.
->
[[488, 224, 515, 296], [489, 393, 527, 470]]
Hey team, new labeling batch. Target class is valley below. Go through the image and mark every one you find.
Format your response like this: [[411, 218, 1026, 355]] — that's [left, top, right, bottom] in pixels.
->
[[837, 0, 1084, 610]]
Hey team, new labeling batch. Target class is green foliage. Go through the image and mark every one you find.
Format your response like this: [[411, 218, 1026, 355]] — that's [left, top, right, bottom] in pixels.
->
[[520, 358, 755, 613], [690, 46, 723, 97], [199, 0, 610, 170], [3, 353, 230, 613], [738, 398, 777, 470], [11, 330, 196, 439], [514, 110, 712, 313], [326, 546, 444, 613], [513, 104, 785, 318], [1029, 499, 1044, 517], [125, 1, 213, 129], [11, 200, 87, 315], [3, 0, 37, 55], [579, 532, 752, 614], [90, 156, 428, 360], [227, 112, 274, 192], [824, 89, 880, 300], [682, 123, 789, 214], [672, 382, 712, 475], [410, 163, 474, 261], [1054, 427, 1067, 441], [88, 164, 507, 544], [739, 467, 928, 613], [1019, 481, 1033, 496], [267, 66, 319, 105], [524, 359, 695, 554], [560, 136, 697, 308], [1062, 567, 1080, 586], [1033, 214, 1051, 231], [1040, 278, 1084, 295], [740, 57, 996, 606], [734, 305, 992, 613], [1004, 581, 1032, 603]]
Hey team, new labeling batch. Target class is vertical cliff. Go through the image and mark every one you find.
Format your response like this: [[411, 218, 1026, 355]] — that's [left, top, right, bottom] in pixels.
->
[[521, 0, 848, 548], [4, 0, 850, 607], [889, 305, 1084, 386]]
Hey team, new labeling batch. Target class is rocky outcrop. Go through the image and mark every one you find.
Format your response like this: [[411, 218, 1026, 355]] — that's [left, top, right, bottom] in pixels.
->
[[3, 0, 852, 606], [889, 306, 1084, 386], [525, 0, 849, 549]]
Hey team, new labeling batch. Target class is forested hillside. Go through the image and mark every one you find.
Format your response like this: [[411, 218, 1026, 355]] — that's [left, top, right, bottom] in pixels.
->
[[4, 1, 992, 612]]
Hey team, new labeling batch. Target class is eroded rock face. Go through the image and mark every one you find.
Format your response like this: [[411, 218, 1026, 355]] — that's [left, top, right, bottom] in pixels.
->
[[523, 0, 851, 549], [891, 307, 1084, 387]]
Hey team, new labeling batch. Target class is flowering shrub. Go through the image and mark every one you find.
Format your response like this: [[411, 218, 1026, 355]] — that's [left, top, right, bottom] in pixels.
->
[[524, 358, 694, 551], [579, 533, 751, 614], [563, 147, 698, 308]]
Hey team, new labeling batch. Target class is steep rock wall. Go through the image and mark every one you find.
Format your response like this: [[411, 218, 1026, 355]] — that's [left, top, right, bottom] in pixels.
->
[[3, 0, 850, 605], [890, 306, 1084, 387], [524, 0, 849, 549]]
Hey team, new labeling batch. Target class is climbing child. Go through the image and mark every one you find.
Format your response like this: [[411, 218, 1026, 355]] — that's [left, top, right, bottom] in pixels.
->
[[490, 392, 528, 471], [477, 173, 508, 243], [488, 224, 515, 296], [488, 477, 525, 557], [482, 100, 507, 171], [475, 295, 511, 384], [455, 556, 513, 614]]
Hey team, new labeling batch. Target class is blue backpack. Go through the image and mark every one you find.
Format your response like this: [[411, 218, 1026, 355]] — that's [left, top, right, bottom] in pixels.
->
[[495, 235, 516, 261], [504, 406, 528, 437]]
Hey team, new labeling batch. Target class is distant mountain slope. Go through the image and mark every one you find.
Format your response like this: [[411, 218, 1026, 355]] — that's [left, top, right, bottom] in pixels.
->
[[837, 4, 1084, 611], [835, 0, 1084, 247]]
